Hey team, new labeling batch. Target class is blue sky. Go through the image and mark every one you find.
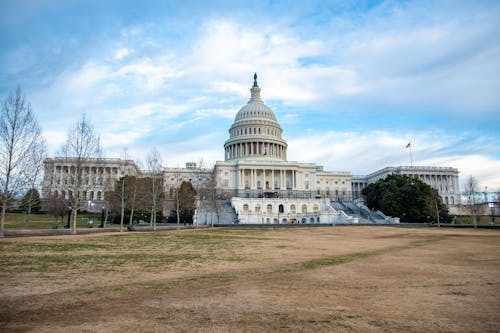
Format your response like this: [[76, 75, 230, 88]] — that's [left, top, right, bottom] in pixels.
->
[[1, 0, 499, 190]]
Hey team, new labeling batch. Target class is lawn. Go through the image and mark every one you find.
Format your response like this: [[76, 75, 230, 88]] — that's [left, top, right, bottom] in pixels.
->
[[3, 212, 106, 229], [0, 227, 499, 332]]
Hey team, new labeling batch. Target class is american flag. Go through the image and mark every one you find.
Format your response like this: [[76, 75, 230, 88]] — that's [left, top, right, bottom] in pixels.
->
[[405, 142, 411, 149]]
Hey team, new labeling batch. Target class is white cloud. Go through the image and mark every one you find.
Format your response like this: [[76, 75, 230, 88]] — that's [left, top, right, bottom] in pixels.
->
[[184, 20, 362, 103], [193, 108, 237, 120], [114, 48, 130, 60]]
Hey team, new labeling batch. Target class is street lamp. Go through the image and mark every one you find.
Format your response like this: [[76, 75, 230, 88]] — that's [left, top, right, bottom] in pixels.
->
[[488, 202, 495, 224]]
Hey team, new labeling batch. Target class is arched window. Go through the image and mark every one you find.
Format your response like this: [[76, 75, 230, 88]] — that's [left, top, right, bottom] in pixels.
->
[[279, 204, 284, 213], [313, 204, 318, 212], [243, 204, 249, 211], [290, 204, 296, 213], [267, 204, 272, 213], [302, 204, 307, 213], [255, 204, 261, 212]]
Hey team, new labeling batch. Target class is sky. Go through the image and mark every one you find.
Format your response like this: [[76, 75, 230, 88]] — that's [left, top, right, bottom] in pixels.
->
[[1, 0, 499, 191]]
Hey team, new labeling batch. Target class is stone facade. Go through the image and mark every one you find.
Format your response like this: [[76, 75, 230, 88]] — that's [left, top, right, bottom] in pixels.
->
[[352, 166, 461, 205], [42, 158, 141, 211], [231, 197, 357, 224]]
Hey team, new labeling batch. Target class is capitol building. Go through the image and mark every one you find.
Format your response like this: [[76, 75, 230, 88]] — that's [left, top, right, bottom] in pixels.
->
[[43, 74, 460, 224]]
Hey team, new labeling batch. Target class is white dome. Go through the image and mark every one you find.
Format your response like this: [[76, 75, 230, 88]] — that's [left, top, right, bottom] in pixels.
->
[[224, 74, 287, 162], [234, 102, 277, 122]]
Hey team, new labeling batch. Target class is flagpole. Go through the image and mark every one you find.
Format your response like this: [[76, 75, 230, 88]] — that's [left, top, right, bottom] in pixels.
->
[[406, 142, 413, 167], [409, 146, 413, 167]]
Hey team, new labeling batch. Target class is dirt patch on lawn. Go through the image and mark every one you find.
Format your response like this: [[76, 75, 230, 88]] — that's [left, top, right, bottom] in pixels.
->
[[1, 227, 499, 332]]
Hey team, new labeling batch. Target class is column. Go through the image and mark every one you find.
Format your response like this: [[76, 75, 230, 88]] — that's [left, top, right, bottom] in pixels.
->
[[272, 170, 275, 189], [263, 169, 266, 189]]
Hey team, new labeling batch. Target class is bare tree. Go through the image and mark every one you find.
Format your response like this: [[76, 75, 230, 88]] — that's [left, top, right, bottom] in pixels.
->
[[101, 176, 115, 227], [21, 140, 47, 224], [205, 165, 220, 228], [43, 192, 67, 225], [0, 87, 46, 237], [178, 180, 197, 224], [168, 169, 183, 230], [59, 114, 101, 234], [145, 148, 163, 231], [464, 175, 480, 228]]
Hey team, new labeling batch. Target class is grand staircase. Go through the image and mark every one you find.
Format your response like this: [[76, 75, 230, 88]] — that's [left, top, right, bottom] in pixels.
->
[[331, 201, 398, 224], [195, 200, 238, 225]]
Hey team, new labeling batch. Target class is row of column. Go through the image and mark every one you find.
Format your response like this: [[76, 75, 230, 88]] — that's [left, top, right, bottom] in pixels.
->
[[51, 164, 122, 186], [226, 142, 286, 160], [52, 188, 104, 201], [54, 165, 119, 175], [238, 168, 297, 190], [414, 174, 459, 193]]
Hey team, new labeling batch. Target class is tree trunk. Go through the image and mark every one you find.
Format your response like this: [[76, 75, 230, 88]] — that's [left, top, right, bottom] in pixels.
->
[[0, 200, 6, 237], [176, 192, 180, 230], [120, 180, 125, 232], [152, 199, 157, 231], [129, 206, 135, 225], [71, 199, 78, 235]]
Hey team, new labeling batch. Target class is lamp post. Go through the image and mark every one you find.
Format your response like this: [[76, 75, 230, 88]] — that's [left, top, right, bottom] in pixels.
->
[[489, 202, 495, 224]]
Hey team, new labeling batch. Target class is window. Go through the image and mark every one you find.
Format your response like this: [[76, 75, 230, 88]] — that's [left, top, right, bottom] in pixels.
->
[[302, 204, 307, 213], [267, 204, 272, 213], [290, 204, 296, 213], [255, 204, 261, 212], [243, 204, 249, 211]]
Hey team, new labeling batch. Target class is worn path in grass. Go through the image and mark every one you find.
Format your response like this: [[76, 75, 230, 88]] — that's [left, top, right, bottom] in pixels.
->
[[1, 227, 499, 332]]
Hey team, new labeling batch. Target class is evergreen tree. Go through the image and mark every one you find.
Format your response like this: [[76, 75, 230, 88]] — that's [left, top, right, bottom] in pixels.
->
[[20, 188, 41, 213], [362, 174, 450, 222]]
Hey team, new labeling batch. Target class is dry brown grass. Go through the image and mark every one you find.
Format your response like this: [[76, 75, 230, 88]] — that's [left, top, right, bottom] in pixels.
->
[[0, 226, 499, 332]]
